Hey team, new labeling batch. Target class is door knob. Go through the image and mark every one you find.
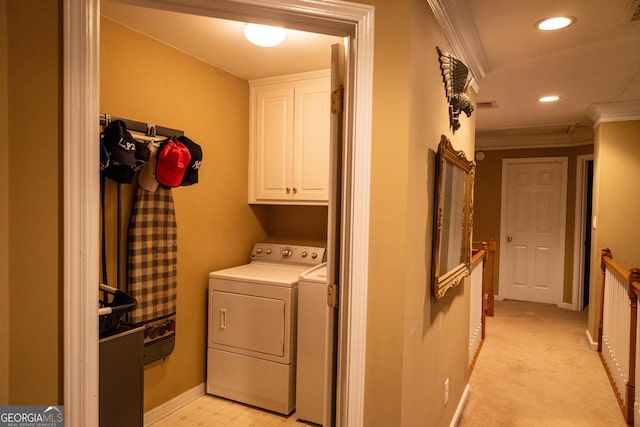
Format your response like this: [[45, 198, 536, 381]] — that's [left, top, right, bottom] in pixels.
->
[[507, 235, 513, 242]]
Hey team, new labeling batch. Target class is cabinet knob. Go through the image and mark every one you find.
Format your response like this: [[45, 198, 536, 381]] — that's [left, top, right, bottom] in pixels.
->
[[286, 187, 291, 194], [293, 187, 297, 194]]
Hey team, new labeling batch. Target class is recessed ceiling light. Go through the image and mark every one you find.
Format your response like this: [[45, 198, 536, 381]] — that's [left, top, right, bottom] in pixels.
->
[[539, 95, 560, 103], [535, 16, 576, 31], [244, 23, 286, 47]]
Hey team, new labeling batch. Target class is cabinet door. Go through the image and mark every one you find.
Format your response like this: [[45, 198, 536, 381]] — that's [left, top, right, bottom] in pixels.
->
[[293, 79, 330, 202], [254, 87, 294, 201]]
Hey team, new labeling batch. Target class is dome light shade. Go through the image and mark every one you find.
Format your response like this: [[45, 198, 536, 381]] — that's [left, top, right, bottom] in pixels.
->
[[244, 24, 286, 47], [539, 95, 560, 103], [535, 16, 576, 31]]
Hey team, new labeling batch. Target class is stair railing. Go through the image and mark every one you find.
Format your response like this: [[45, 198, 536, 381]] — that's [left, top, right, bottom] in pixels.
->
[[598, 248, 640, 425], [469, 237, 496, 372]]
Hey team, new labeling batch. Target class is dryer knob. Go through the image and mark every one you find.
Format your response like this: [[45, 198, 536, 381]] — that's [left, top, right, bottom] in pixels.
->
[[301, 251, 308, 258], [281, 249, 292, 257], [266, 249, 272, 255]]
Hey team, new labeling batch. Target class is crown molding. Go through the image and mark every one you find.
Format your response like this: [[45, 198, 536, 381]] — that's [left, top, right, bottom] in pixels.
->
[[476, 126, 594, 151], [587, 101, 640, 128], [476, 137, 594, 152], [426, 0, 490, 93]]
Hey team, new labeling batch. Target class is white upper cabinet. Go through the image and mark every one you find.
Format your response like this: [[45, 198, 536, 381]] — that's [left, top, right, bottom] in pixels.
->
[[249, 70, 330, 205]]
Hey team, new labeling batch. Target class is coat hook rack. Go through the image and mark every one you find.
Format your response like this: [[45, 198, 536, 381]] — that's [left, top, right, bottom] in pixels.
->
[[100, 113, 184, 138]]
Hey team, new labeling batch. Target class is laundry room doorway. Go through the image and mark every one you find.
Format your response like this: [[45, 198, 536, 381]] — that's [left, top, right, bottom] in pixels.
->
[[572, 154, 594, 311], [62, 1, 374, 426]]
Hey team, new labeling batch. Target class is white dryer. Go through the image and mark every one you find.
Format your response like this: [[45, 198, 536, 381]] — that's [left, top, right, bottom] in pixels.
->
[[207, 243, 325, 415]]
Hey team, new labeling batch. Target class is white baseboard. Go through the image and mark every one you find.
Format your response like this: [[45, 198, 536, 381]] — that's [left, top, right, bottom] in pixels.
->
[[585, 329, 598, 351], [450, 384, 470, 427], [144, 383, 205, 426]]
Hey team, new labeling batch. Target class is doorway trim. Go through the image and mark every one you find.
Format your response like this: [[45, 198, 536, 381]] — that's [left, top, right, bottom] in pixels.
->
[[63, 1, 374, 426], [571, 154, 594, 311], [498, 157, 568, 306], [63, 1, 101, 424]]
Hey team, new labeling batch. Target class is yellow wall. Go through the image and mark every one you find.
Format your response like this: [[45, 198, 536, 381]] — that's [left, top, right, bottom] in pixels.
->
[[0, 0, 9, 405], [473, 144, 594, 303], [364, 0, 411, 420], [5, 0, 61, 404], [364, 0, 476, 424], [100, 18, 327, 410], [587, 120, 640, 339]]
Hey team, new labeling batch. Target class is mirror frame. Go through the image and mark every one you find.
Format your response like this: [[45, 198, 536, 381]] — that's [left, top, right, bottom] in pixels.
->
[[431, 135, 475, 301]]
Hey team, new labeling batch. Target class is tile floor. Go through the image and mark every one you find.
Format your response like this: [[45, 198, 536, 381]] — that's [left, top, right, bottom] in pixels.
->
[[149, 394, 313, 427]]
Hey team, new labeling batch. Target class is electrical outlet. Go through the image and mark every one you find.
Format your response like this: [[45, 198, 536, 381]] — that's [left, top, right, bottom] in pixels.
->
[[444, 378, 449, 406]]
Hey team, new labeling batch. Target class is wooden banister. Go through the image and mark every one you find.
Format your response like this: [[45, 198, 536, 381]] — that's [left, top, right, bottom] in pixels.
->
[[471, 241, 488, 268], [603, 253, 632, 283]]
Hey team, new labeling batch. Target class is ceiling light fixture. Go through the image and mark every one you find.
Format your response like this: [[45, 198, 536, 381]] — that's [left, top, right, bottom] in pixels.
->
[[535, 16, 576, 31], [539, 95, 560, 103], [244, 23, 286, 47]]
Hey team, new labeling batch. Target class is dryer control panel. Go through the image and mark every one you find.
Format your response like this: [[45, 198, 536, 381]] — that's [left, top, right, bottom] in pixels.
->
[[250, 243, 326, 266]]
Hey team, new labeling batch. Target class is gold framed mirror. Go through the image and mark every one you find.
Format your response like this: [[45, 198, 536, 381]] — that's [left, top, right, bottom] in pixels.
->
[[432, 135, 475, 301]]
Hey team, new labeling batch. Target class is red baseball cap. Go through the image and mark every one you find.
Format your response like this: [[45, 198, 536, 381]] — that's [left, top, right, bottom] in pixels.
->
[[155, 138, 192, 187]]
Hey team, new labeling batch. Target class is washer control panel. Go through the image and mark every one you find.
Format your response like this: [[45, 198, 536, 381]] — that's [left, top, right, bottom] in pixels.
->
[[250, 243, 326, 266]]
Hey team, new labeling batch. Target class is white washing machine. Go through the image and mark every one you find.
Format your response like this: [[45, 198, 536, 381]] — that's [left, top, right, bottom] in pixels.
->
[[296, 263, 333, 425], [207, 243, 325, 415]]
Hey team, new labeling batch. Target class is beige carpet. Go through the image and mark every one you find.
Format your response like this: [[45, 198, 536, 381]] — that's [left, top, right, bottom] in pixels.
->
[[458, 300, 627, 427]]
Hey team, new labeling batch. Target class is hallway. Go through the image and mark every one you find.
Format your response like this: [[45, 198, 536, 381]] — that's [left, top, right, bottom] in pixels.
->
[[459, 300, 626, 426]]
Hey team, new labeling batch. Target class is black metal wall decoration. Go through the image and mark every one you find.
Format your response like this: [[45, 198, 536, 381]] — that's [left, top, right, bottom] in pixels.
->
[[436, 46, 475, 132]]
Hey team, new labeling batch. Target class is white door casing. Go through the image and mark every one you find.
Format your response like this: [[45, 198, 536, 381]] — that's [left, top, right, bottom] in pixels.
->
[[499, 158, 568, 305], [63, 1, 374, 426], [572, 154, 594, 311]]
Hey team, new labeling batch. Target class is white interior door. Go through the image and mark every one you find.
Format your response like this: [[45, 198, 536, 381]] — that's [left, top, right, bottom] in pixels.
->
[[326, 41, 345, 427], [500, 158, 568, 305]]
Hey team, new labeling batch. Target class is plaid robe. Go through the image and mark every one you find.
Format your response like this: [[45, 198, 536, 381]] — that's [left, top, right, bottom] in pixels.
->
[[127, 186, 177, 364]]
